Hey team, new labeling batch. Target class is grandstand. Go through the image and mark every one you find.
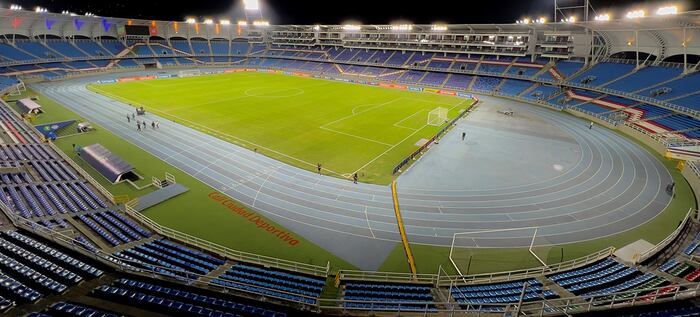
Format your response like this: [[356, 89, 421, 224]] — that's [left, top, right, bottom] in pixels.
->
[[0, 1, 698, 317]]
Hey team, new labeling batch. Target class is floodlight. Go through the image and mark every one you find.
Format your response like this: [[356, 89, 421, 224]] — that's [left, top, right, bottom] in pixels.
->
[[342, 24, 361, 31], [626, 10, 645, 19], [203, 18, 214, 25], [391, 24, 413, 31], [252, 20, 270, 27], [10, 4, 22, 10], [536, 17, 546, 24], [313, 25, 321, 31], [431, 24, 447, 31], [243, 0, 260, 11], [656, 6, 678, 15], [35, 6, 47, 13], [220, 19, 231, 25], [238, 20, 248, 26], [186, 17, 197, 24], [594, 14, 611, 21]]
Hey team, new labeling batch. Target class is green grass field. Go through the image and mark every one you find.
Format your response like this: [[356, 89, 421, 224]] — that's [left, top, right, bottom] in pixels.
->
[[88, 73, 473, 184]]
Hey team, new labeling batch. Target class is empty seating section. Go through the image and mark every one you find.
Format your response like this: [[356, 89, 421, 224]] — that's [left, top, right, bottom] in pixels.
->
[[499, 79, 534, 96], [46, 41, 88, 58], [443, 74, 473, 89], [211, 41, 230, 55], [652, 115, 700, 138], [95, 278, 287, 317], [46, 302, 118, 317], [450, 279, 557, 308], [15, 41, 61, 60], [606, 66, 682, 92], [0, 43, 38, 61], [116, 239, 224, 277], [548, 258, 666, 298], [0, 230, 111, 304], [342, 281, 436, 311], [472, 77, 502, 92], [570, 62, 636, 86], [214, 262, 325, 304], [552, 61, 584, 78]]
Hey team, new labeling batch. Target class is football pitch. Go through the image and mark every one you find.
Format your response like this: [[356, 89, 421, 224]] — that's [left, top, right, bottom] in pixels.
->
[[88, 72, 474, 184]]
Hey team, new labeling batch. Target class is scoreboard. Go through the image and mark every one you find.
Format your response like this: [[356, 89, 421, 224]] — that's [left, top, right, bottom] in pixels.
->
[[117, 25, 155, 37]]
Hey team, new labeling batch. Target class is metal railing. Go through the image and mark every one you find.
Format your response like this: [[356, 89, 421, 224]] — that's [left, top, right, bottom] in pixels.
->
[[123, 207, 330, 277], [637, 208, 695, 264], [437, 247, 615, 286]]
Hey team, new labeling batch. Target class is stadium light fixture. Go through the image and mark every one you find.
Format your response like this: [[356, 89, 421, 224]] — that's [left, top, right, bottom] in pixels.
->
[[186, 17, 197, 24], [10, 4, 22, 10], [34, 6, 47, 13], [252, 20, 270, 27], [243, 0, 260, 11], [656, 5, 678, 16], [85, 12, 96, 17], [594, 14, 611, 21], [626, 9, 645, 19], [342, 24, 362, 31], [391, 24, 413, 31], [237, 20, 248, 27], [536, 17, 546, 24], [203, 18, 214, 25], [561, 16, 576, 23], [220, 19, 231, 25], [431, 24, 448, 31]]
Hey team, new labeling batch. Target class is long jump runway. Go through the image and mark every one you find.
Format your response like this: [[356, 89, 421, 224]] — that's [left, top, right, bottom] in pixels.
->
[[34, 73, 673, 270]]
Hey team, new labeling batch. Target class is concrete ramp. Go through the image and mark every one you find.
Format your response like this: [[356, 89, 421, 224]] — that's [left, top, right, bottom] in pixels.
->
[[614, 239, 655, 265], [136, 183, 189, 212]]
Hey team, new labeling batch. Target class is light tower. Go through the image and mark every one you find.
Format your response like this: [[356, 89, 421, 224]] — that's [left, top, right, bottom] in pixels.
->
[[553, 0, 596, 22], [243, 0, 264, 23]]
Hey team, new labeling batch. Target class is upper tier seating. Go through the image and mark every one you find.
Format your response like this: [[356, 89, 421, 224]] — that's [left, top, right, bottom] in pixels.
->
[[570, 62, 636, 86]]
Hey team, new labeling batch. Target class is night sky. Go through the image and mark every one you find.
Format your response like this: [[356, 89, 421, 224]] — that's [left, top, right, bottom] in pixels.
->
[[8, 0, 700, 24]]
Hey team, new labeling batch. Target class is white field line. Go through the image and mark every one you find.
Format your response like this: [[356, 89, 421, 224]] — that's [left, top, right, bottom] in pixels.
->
[[89, 85, 347, 177], [319, 126, 393, 147], [393, 109, 426, 131], [352, 99, 468, 174]]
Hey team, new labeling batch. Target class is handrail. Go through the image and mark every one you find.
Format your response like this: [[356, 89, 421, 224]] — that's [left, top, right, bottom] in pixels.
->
[[123, 207, 329, 277], [437, 247, 615, 286], [637, 208, 694, 263]]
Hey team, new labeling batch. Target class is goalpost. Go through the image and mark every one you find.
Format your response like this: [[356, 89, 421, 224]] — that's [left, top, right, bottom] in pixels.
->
[[427, 107, 448, 126], [178, 69, 202, 78]]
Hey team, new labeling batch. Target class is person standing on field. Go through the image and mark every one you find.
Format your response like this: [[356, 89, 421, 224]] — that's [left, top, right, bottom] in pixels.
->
[[589, 122, 594, 130], [462, 132, 466, 141], [317, 163, 322, 175], [126, 114, 130, 123], [353, 173, 358, 184]]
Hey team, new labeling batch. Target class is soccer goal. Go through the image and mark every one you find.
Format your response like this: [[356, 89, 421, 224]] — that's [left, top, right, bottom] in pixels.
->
[[427, 107, 449, 126], [178, 69, 202, 78], [449, 227, 554, 277]]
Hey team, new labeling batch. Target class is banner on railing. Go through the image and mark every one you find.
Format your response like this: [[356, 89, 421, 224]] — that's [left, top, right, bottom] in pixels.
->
[[409, 87, 423, 92], [438, 90, 457, 96], [95, 79, 117, 84], [117, 75, 155, 82]]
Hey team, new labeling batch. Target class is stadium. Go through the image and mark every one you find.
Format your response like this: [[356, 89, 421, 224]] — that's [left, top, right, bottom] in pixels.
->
[[0, 0, 699, 315]]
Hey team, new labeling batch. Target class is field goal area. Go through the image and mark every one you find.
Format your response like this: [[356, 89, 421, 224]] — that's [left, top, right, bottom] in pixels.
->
[[449, 227, 557, 276], [179, 69, 202, 78], [427, 107, 449, 126]]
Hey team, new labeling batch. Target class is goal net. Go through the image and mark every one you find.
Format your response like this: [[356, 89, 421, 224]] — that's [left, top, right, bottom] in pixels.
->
[[427, 107, 448, 126], [179, 69, 202, 78]]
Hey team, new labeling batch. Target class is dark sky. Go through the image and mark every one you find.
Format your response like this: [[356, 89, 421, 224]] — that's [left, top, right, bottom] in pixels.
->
[[10, 0, 700, 24]]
